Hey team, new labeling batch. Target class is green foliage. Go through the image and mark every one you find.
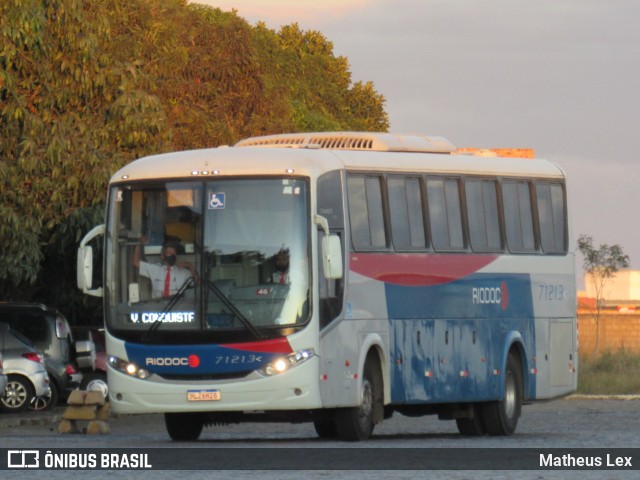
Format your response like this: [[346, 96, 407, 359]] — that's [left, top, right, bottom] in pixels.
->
[[34, 205, 105, 325], [577, 234, 630, 279], [1, 0, 172, 285], [252, 22, 389, 133], [577, 350, 640, 395], [0, 0, 389, 322]]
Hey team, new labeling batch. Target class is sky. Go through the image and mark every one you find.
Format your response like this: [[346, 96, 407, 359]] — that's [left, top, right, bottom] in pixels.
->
[[198, 0, 640, 284]]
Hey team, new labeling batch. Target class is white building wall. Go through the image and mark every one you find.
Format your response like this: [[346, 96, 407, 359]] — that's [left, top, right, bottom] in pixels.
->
[[585, 270, 640, 302]]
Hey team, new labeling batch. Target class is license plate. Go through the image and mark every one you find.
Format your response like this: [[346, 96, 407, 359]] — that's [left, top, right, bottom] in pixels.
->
[[187, 389, 221, 402]]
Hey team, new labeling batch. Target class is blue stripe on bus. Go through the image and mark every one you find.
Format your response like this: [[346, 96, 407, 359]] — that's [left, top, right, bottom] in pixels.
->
[[385, 273, 536, 404], [124, 342, 285, 376], [385, 273, 533, 319]]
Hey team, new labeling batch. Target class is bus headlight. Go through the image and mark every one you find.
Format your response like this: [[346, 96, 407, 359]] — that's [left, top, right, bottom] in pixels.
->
[[260, 349, 315, 376], [108, 355, 151, 380]]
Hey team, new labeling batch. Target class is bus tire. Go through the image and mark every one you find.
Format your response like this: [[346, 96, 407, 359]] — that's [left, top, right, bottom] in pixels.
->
[[313, 419, 339, 439], [455, 404, 486, 436], [335, 361, 380, 441], [165, 412, 204, 441], [481, 352, 523, 435]]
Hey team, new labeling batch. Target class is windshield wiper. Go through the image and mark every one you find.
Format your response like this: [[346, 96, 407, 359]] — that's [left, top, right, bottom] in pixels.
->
[[141, 276, 194, 342], [204, 278, 264, 339]]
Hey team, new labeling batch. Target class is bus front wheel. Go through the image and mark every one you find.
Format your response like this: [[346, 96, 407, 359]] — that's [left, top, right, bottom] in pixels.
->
[[165, 412, 204, 441], [335, 361, 381, 441], [481, 352, 523, 435], [313, 419, 339, 438]]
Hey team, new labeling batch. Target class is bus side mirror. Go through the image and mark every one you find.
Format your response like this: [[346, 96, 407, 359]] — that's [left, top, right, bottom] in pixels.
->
[[322, 234, 343, 280], [314, 214, 343, 280], [77, 224, 105, 297]]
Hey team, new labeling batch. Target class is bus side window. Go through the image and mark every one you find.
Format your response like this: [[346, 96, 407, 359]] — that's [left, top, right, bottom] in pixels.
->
[[465, 178, 502, 252], [318, 231, 344, 328], [388, 176, 427, 250], [347, 175, 387, 250], [426, 177, 465, 251], [317, 170, 346, 328], [502, 180, 537, 253], [536, 182, 567, 253]]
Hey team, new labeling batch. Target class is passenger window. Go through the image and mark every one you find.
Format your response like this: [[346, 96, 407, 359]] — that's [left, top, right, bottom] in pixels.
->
[[388, 176, 427, 250], [537, 182, 567, 253], [502, 180, 536, 253], [427, 177, 464, 251], [347, 175, 387, 250], [465, 179, 502, 252]]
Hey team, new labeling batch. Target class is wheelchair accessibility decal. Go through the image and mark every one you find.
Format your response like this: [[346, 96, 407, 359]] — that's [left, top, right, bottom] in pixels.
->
[[208, 192, 225, 209]]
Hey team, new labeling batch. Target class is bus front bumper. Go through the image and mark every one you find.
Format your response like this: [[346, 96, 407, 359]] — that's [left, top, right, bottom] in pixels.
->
[[107, 356, 322, 414]]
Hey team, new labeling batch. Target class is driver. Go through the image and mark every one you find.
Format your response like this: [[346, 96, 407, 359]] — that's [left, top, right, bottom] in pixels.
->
[[133, 239, 196, 299]]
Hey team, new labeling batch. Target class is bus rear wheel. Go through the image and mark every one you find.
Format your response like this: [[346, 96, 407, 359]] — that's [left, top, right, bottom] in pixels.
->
[[455, 404, 486, 436], [481, 352, 523, 435], [165, 412, 204, 441], [335, 361, 381, 441]]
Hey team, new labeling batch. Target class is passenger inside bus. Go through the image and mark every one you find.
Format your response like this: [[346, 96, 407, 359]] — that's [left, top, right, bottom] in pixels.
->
[[270, 248, 290, 285]]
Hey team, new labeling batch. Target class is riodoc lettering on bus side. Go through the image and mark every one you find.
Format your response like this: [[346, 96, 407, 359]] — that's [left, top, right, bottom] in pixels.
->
[[472, 282, 509, 310]]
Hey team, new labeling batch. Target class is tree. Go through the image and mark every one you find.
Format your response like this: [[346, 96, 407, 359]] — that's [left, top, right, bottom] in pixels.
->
[[251, 22, 389, 133], [0, 0, 389, 323], [577, 234, 630, 354], [0, 0, 171, 291]]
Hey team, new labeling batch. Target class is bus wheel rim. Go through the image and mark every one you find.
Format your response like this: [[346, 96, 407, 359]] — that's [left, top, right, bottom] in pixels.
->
[[504, 372, 516, 419]]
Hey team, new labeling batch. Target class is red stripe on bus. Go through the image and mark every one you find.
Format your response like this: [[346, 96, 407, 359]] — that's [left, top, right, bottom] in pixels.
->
[[220, 337, 293, 354], [349, 253, 498, 286]]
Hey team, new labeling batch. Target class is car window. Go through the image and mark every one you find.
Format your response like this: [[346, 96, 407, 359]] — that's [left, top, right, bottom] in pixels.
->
[[6, 328, 37, 350], [12, 313, 50, 348]]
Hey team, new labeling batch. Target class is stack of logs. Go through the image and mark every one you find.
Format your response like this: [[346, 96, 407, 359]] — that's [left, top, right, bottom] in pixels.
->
[[58, 390, 110, 434]]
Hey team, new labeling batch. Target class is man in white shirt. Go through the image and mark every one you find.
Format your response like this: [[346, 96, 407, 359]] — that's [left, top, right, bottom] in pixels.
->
[[133, 240, 195, 299]]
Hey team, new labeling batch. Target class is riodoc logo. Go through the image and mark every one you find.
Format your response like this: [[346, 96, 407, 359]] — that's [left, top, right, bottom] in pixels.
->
[[145, 354, 200, 368], [472, 281, 509, 311]]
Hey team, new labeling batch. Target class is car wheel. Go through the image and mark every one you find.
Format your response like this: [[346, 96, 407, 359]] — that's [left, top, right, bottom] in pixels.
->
[[1, 375, 34, 413], [30, 380, 59, 411]]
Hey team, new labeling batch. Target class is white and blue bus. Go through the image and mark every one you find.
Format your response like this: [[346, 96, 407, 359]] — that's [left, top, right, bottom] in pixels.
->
[[78, 132, 577, 441]]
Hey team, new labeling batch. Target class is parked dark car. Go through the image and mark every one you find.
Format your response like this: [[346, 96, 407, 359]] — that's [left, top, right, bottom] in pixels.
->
[[0, 303, 81, 409]]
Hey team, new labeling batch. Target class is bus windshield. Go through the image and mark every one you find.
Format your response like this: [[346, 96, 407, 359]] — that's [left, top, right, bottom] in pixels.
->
[[105, 178, 310, 340]]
